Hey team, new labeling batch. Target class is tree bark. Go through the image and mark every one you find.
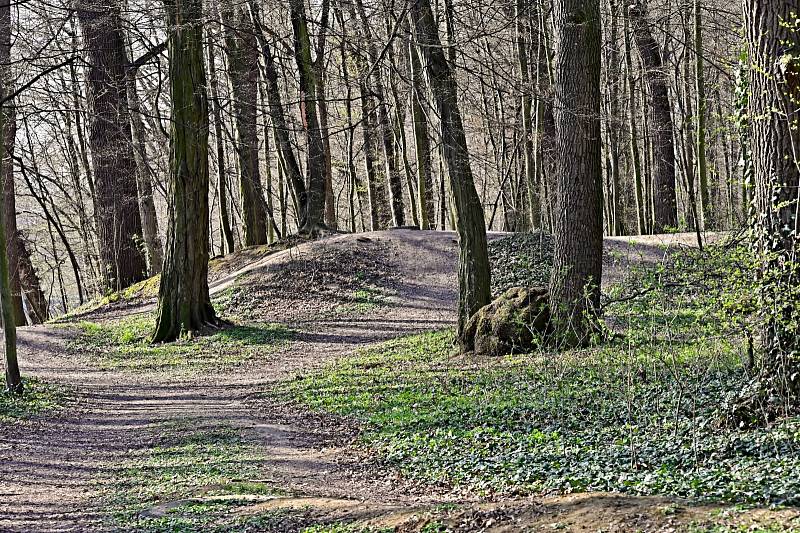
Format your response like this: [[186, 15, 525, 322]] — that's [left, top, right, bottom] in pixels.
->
[[409, 39, 434, 229], [289, 0, 328, 234], [206, 29, 235, 254], [125, 68, 163, 275], [353, 0, 405, 227], [411, 0, 491, 344], [248, 1, 308, 231], [153, 0, 216, 342], [0, 0, 19, 393], [735, 0, 800, 419], [549, 0, 603, 345], [629, 1, 678, 232], [222, 2, 268, 246], [77, 0, 148, 292]]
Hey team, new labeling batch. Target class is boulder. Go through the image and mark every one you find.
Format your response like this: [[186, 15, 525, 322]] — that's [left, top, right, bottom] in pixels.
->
[[461, 286, 550, 356]]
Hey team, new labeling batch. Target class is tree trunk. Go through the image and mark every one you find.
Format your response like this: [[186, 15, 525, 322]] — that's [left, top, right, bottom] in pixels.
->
[[153, 0, 216, 342], [516, 0, 540, 229], [125, 68, 164, 275], [206, 28, 235, 254], [222, 2, 268, 246], [249, 1, 308, 230], [694, 0, 710, 229], [289, 0, 327, 234], [629, 2, 678, 232], [411, 0, 491, 345], [0, 0, 19, 393], [0, 0, 22, 326], [15, 237, 48, 324], [353, 0, 405, 227], [409, 39, 434, 229], [77, 0, 148, 292], [549, 0, 603, 345], [734, 0, 800, 420]]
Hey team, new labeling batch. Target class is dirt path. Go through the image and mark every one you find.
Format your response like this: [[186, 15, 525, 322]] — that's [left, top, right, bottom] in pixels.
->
[[0, 230, 463, 531], [0, 230, 766, 532]]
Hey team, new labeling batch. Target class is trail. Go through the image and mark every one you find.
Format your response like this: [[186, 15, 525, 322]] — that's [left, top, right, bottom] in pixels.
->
[[0, 230, 745, 532]]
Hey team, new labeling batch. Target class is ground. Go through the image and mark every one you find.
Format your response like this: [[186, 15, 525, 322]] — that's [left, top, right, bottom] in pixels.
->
[[0, 229, 797, 532]]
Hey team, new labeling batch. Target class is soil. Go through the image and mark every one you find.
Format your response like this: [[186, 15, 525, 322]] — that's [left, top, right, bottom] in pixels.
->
[[1, 229, 795, 532]]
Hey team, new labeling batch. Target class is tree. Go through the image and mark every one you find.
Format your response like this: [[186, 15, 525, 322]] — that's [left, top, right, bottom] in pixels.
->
[[222, 0, 268, 246], [0, 0, 18, 394], [410, 0, 491, 345], [629, 1, 678, 232], [248, 1, 308, 228], [77, 0, 148, 292], [734, 0, 800, 420], [548, 0, 603, 345], [152, 0, 216, 342], [409, 39, 434, 229], [289, 0, 329, 234]]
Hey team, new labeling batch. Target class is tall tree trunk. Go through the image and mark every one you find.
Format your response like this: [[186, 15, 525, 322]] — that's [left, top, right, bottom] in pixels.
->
[[249, 1, 308, 230], [549, 0, 603, 345], [629, 2, 678, 232], [206, 30, 235, 254], [77, 0, 148, 292], [314, 0, 336, 230], [153, 0, 216, 342], [126, 68, 163, 275], [411, 0, 491, 344], [353, 0, 405, 226], [409, 39, 434, 229], [0, 0, 19, 393], [733, 0, 800, 420], [0, 0, 22, 326], [222, 2, 268, 246], [289, 0, 327, 233], [694, 0, 710, 228], [517, 0, 540, 229]]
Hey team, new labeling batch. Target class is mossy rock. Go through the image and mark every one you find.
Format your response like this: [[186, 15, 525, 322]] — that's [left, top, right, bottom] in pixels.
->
[[462, 286, 550, 356]]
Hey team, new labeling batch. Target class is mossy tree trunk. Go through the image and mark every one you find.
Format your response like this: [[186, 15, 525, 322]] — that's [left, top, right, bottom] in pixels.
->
[[0, 0, 19, 389], [548, 0, 603, 346], [411, 0, 491, 345], [153, 0, 216, 342], [734, 0, 800, 421]]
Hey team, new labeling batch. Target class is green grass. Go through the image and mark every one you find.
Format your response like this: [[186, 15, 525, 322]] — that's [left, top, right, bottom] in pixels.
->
[[104, 421, 307, 532], [283, 245, 800, 506], [301, 525, 393, 533], [69, 314, 293, 371], [335, 287, 386, 315], [0, 378, 66, 422]]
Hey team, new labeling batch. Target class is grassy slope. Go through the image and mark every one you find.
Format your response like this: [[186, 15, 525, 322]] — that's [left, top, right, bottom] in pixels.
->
[[284, 242, 800, 508]]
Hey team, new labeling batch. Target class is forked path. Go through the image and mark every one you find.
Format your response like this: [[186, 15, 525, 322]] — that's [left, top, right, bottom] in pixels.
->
[[0, 230, 736, 532]]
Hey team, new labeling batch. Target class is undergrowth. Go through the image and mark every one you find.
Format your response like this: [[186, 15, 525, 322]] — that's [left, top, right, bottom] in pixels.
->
[[0, 378, 66, 422], [104, 421, 309, 532], [70, 314, 292, 371], [284, 243, 800, 506]]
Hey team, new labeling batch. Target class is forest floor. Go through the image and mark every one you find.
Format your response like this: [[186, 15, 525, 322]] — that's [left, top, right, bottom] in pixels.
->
[[1, 229, 798, 532]]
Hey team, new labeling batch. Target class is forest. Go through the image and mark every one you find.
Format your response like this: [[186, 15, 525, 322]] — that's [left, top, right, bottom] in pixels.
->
[[0, 0, 799, 530]]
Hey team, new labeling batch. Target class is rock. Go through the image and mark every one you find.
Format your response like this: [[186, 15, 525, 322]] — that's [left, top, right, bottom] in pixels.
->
[[462, 286, 550, 356]]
